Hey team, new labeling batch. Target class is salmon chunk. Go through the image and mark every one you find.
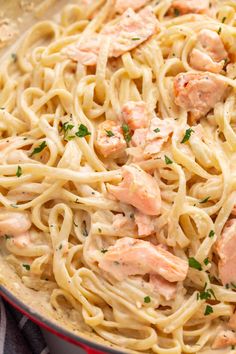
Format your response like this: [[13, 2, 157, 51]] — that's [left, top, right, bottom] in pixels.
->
[[216, 219, 236, 286], [171, 0, 209, 15], [64, 7, 159, 65], [212, 330, 236, 349], [0, 210, 31, 237], [108, 165, 161, 215], [95, 120, 126, 158], [121, 101, 149, 130], [99, 237, 188, 282], [131, 117, 175, 158], [134, 211, 155, 236], [190, 29, 228, 73], [115, 0, 149, 14], [144, 117, 174, 156], [149, 274, 177, 301], [174, 72, 227, 120]]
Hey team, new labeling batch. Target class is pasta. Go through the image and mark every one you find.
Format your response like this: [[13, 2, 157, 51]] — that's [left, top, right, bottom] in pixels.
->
[[1, 0, 236, 352]]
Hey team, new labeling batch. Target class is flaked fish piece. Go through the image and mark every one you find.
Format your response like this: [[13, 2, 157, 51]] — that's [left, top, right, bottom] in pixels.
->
[[99, 237, 188, 282], [64, 7, 159, 65], [174, 72, 227, 120], [108, 165, 161, 215]]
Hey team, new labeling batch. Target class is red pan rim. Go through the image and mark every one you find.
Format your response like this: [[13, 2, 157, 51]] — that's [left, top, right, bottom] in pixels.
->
[[0, 284, 123, 354]]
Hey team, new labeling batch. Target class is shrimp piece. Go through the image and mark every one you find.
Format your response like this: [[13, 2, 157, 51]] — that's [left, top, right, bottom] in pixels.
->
[[121, 101, 149, 130], [108, 165, 161, 215], [134, 211, 155, 236], [98, 237, 188, 282], [216, 219, 236, 286], [190, 29, 228, 73], [171, 0, 209, 15], [64, 7, 159, 65], [149, 274, 177, 301], [95, 120, 126, 158], [115, 0, 149, 14], [174, 72, 227, 120], [212, 330, 236, 349]]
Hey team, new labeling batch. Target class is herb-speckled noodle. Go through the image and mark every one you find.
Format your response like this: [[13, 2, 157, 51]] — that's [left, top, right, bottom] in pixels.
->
[[1, 0, 236, 353]]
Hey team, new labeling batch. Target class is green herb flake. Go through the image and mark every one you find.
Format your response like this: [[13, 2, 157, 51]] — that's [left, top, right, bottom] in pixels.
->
[[101, 249, 108, 254], [203, 258, 210, 266], [231, 283, 236, 289], [218, 27, 222, 35], [144, 296, 151, 303], [75, 124, 91, 138], [181, 128, 194, 144], [132, 37, 140, 41], [65, 135, 75, 141], [188, 257, 202, 271], [16, 166, 22, 178], [164, 155, 173, 165], [11, 53, 17, 62], [204, 304, 213, 316], [154, 128, 160, 133], [199, 196, 211, 204], [209, 230, 215, 238], [122, 124, 132, 143], [105, 130, 114, 137], [61, 121, 74, 133], [222, 17, 227, 23], [22, 264, 30, 271], [30, 141, 47, 157], [174, 8, 180, 16]]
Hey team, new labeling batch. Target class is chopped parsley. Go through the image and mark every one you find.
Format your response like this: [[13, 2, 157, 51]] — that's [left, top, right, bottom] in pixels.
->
[[144, 296, 151, 303], [122, 124, 132, 143], [22, 264, 30, 271], [61, 121, 75, 141], [132, 37, 140, 41], [16, 166, 22, 178], [188, 257, 202, 271], [209, 230, 215, 238], [101, 249, 108, 254], [164, 155, 173, 165], [105, 130, 114, 137], [218, 27, 222, 35], [204, 304, 213, 316], [204, 257, 210, 266], [154, 128, 160, 133], [222, 17, 227, 23], [174, 8, 180, 16], [11, 53, 17, 62], [30, 141, 47, 156], [75, 124, 91, 138], [199, 196, 211, 204], [181, 128, 194, 144], [198, 284, 217, 301]]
